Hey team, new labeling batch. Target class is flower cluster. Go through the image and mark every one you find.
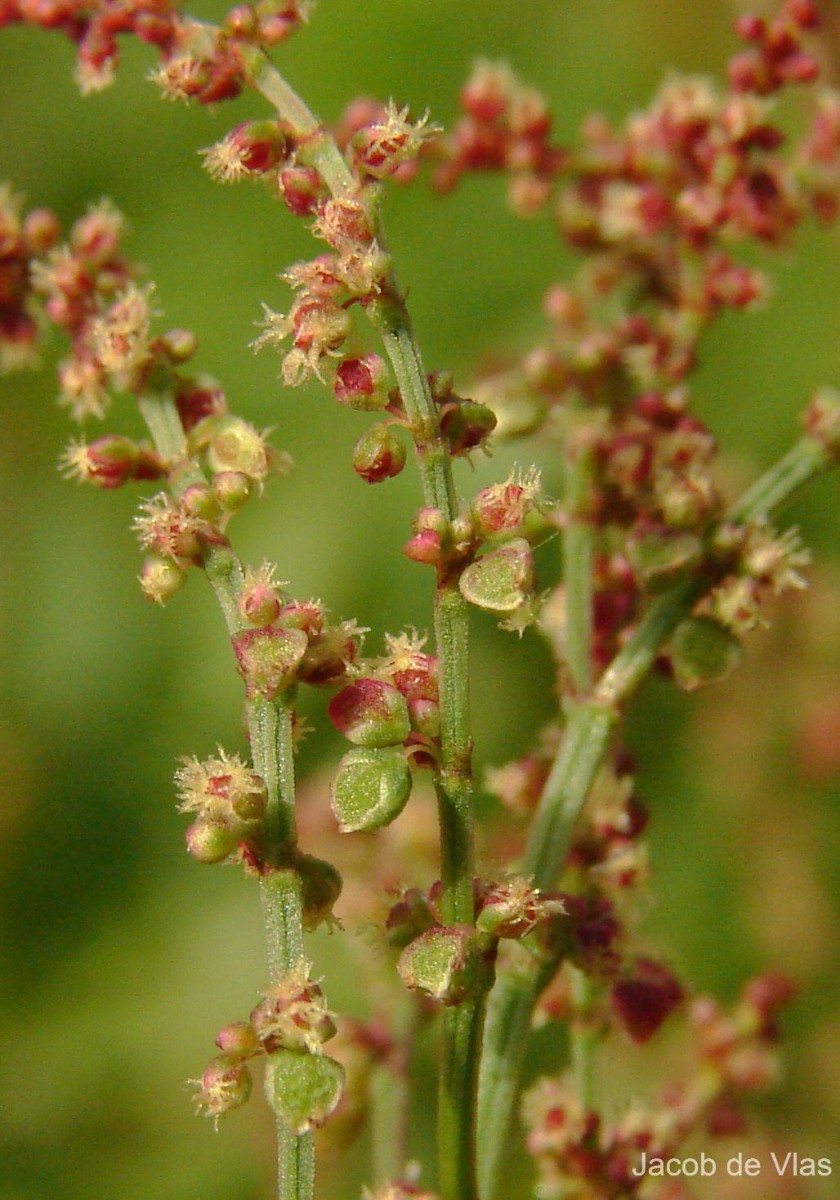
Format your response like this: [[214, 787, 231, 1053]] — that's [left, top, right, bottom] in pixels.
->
[[523, 973, 795, 1199], [0, 0, 312, 98], [193, 958, 345, 1133], [175, 748, 269, 866], [0, 183, 58, 370], [326, 632, 439, 832]]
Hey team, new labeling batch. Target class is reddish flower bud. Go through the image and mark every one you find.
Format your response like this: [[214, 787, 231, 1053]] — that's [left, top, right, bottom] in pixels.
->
[[139, 555, 187, 604], [238, 578, 282, 627], [439, 399, 497, 455], [297, 853, 343, 931], [215, 1022, 260, 1060], [193, 1056, 252, 1121], [611, 958, 685, 1043], [313, 196, 375, 249], [225, 4, 259, 37], [175, 374, 227, 431], [279, 166, 325, 216], [202, 120, 289, 183], [407, 697, 440, 739], [742, 971, 796, 1030], [213, 470, 252, 512], [61, 435, 162, 490], [352, 423, 407, 483], [297, 625, 357, 686], [787, 0, 819, 29], [232, 626, 308, 699], [185, 817, 239, 864], [328, 679, 411, 747], [334, 354, 388, 410], [403, 528, 442, 566], [461, 61, 514, 124], [277, 599, 324, 636], [70, 199, 123, 265], [22, 207, 60, 255]]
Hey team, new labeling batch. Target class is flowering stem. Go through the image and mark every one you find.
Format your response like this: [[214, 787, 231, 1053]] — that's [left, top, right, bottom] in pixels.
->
[[237, 49, 484, 1198], [138, 390, 313, 1200], [477, 429, 839, 1200], [244, 46, 356, 199], [375, 303, 482, 1200]]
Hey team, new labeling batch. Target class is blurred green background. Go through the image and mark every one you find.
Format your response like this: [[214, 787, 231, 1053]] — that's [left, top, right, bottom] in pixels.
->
[[2, 2, 840, 1197]]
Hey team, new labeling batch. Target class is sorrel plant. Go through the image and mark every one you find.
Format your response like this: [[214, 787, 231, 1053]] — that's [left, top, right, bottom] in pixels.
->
[[3, 2, 840, 1198]]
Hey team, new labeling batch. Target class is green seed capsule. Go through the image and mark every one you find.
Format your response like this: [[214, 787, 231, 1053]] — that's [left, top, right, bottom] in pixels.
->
[[670, 615, 742, 691], [330, 746, 412, 832], [264, 1048, 345, 1134]]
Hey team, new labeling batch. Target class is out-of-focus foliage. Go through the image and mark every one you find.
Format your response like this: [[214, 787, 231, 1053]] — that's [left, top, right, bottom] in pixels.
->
[[1, 2, 839, 1197]]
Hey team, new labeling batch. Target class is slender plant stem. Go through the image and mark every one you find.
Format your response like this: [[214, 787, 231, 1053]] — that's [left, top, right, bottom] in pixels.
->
[[236, 50, 486, 1198], [557, 420, 600, 1127], [562, 423, 595, 697], [138, 390, 313, 1200], [477, 430, 838, 1200], [524, 701, 616, 889], [476, 953, 554, 1200], [569, 966, 597, 1110], [729, 433, 830, 522]]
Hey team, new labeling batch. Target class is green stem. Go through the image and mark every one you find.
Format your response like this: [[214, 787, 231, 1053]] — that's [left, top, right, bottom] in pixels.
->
[[477, 430, 839, 1200], [729, 432, 831, 522], [249, 693, 298, 856], [476, 954, 553, 1200], [434, 584, 474, 925], [234, 51, 484, 1198], [438, 997, 487, 1200], [562, 427, 595, 697], [569, 966, 597, 1110], [138, 390, 313, 1200], [524, 701, 615, 890]]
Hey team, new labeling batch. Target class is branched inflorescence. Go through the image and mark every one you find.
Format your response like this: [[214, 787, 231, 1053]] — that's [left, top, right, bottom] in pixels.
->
[[5, 2, 840, 1200]]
